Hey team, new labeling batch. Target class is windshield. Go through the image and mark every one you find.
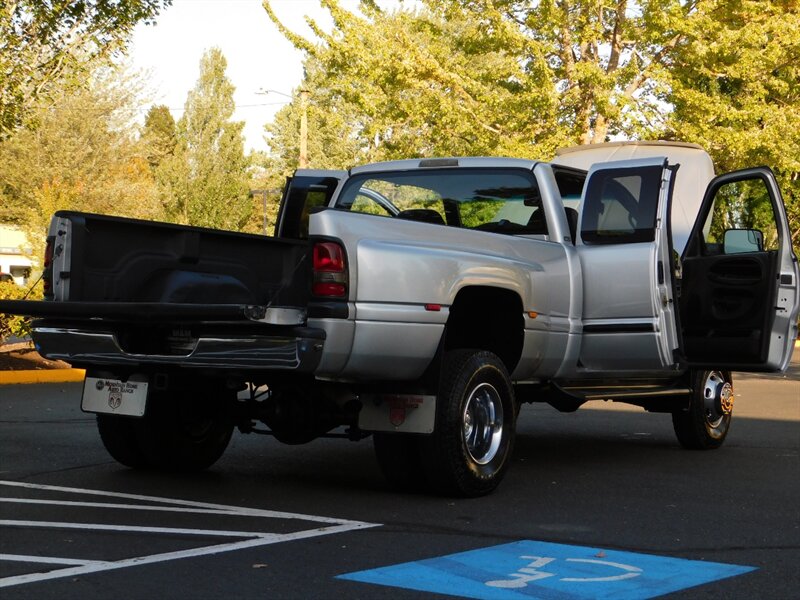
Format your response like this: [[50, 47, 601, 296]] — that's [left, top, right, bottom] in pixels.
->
[[335, 168, 548, 235]]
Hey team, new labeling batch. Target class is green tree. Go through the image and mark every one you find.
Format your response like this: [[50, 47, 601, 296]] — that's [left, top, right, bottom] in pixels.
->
[[663, 0, 800, 250], [0, 0, 171, 138], [265, 0, 799, 253], [263, 0, 710, 159], [264, 1, 564, 164], [242, 156, 285, 235], [157, 48, 252, 230], [265, 62, 367, 175], [0, 65, 163, 251], [142, 104, 177, 171]]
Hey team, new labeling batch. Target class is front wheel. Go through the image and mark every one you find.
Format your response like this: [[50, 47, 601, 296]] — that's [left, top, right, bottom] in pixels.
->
[[422, 350, 516, 497], [672, 370, 734, 450]]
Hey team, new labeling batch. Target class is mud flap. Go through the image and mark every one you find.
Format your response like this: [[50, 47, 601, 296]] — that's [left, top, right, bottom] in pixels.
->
[[358, 394, 436, 433]]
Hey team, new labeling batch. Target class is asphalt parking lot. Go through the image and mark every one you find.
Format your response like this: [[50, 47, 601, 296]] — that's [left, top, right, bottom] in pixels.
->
[[1, 355, 797, 600]]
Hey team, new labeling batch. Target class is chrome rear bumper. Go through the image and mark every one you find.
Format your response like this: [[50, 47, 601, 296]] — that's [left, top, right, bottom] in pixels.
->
[[31, 326, 324, 372]]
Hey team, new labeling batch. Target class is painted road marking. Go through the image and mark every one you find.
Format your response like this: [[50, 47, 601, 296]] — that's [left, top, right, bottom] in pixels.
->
[[338, 540, 756, 600], [0, 479, 379, 589], [1, 554, 107, 566], [484, 556, 643, 588]]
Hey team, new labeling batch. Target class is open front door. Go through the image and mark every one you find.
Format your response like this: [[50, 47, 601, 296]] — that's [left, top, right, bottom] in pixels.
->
[[679, 168, 800, 372]]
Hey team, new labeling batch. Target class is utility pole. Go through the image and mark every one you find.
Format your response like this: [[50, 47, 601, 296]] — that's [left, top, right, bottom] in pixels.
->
[[257, 88, 310, 169], [249, 189, 280, 235], [299, 89, 309, 169], [250, 189, 269, 235]]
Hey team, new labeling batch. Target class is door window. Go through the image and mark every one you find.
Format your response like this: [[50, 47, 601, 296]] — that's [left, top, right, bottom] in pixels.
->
[[581, 166, 663, 244], [696, 177, 779, 255]]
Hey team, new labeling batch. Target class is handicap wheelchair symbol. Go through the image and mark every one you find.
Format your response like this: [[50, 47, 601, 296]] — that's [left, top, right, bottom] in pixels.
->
[[486, 555, 642, 589]]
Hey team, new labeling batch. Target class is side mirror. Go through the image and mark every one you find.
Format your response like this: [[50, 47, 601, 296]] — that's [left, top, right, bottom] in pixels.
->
[[723, 228, 763, 254]]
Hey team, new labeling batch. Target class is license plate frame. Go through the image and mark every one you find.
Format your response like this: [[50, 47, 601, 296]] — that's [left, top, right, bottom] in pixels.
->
[[82, 375, 149, 417]]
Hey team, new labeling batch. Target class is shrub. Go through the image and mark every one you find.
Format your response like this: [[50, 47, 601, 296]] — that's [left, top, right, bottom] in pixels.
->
[[0, 281, 42, 343]]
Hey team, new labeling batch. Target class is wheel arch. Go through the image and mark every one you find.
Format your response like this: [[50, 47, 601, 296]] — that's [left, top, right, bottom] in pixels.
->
[[443, 285, 525, 374]]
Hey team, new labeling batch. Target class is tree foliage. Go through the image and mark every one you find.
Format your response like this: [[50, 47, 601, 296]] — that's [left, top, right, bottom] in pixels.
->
[[663, 0, 800, 249], [156, 48, 252, 230], [0, 280, 41, 342], [264, 0, 565, 165], [142, 104, 177, 171], [265, 63, 366, 176], [0, 65, 163, 252], [0, 0, 171, 138], [264, 0, 799, 252]]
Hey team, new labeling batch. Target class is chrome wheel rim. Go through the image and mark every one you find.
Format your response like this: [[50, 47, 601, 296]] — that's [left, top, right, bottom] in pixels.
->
[[701, 371, 732, 434], [462, 382, 504, 465]]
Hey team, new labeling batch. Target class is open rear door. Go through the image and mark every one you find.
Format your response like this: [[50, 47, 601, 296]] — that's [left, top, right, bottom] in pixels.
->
[[575, 157, 680, 374], [275, 169, 346, 239], [679, 168, 799, 372]]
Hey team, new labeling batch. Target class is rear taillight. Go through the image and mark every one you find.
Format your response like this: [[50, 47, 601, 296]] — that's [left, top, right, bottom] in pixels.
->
[[43, 237, 54, 268], [43, 236, 55, 298], [313, 241, 347, 298]]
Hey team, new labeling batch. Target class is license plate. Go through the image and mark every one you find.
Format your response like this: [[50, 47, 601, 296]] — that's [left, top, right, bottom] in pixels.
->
[[82, 375, 148, 417]]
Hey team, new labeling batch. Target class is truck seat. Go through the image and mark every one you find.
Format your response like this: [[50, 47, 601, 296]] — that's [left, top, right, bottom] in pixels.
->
[[565, 207, 578, 243]]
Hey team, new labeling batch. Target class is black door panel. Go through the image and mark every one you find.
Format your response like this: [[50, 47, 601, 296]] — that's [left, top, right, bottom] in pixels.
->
[[680, 252, 777, 363], [708, 257, 763, 284], [710, 288, 760, 320]]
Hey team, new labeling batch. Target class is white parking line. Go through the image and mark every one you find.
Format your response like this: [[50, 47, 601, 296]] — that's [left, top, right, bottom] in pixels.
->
[[1, 519, 286, 539], [0, 554, 107, 566], [0, 498, 274, 516], [0, 479, 352, 523], [0, 479, 380, 589]]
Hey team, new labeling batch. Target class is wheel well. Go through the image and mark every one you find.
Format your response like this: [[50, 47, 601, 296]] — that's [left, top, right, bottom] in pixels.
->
[[444, 286, 524, 373]]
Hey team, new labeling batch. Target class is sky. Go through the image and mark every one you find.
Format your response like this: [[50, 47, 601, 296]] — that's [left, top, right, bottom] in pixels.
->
[[129, 0, 404, 154]]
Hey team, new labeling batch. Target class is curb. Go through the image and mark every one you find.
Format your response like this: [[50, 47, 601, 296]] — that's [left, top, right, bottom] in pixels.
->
[[0, 369, 86, 385]]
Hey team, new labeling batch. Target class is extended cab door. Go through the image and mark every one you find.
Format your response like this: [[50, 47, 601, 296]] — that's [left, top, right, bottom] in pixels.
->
[[575, 157, 679, 374], [679, 168, 799, 372]]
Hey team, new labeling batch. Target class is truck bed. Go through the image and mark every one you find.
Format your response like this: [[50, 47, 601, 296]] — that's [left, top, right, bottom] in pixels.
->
[[46, 211, 310, 306], [0, 212, 324, 374]]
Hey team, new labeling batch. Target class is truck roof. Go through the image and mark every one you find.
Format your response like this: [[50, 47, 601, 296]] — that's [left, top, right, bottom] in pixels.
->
[[555, 140, 706, 159], [349, 156, 539, 175]]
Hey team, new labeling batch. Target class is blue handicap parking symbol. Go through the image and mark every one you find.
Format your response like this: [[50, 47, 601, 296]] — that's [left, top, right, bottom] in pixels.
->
[[338, 540, 756, 599]]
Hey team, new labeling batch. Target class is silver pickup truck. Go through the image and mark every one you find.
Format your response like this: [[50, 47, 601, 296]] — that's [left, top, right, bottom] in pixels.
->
[[2, 141, 797, 496]]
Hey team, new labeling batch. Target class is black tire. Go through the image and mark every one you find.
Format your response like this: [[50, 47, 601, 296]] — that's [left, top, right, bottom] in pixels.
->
[[373, 432, 426, 491], [96, 414, 149, 468], [136, 389, 235, 471], [422, 349, 516, 497], [672, 370, 734, 450]]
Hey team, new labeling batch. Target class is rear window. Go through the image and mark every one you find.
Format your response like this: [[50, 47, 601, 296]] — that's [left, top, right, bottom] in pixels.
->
[[335, 168, 547, 236]]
